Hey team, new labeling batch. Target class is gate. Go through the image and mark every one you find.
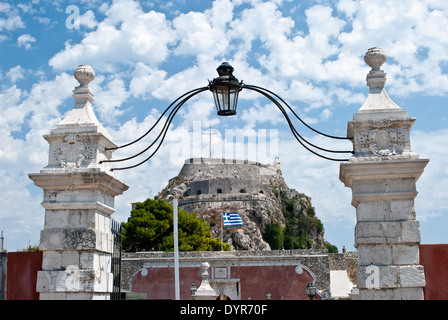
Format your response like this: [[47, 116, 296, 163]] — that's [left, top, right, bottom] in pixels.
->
[[111, 219, 122, 300]]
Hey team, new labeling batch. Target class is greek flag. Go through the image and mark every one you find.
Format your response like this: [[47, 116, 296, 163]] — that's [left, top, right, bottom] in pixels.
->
[[223, 212, 243, 227]]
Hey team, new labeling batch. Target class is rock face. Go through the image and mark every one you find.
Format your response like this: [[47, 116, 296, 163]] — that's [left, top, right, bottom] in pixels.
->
[[157, 158, 326, 251]]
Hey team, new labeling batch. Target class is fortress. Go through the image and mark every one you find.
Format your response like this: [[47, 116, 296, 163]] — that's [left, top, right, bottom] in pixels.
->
[[157, 157, 328, 251], [175, 157, 282, 197]]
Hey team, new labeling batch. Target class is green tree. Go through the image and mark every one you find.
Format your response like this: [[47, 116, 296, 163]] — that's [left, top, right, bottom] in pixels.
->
[[263, 221, 284, 250], [325, 242, 338, 253], [122, 198, 230, 252]]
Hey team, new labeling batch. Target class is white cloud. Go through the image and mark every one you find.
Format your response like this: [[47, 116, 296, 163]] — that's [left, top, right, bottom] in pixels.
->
[[90, 76, 130, 125], [44, 0, 448, 118], [288, 80, 332, 109], [0, 2, 25, 31], [337, 0, 448, 96], [337, 0, 358, 18], [49, 0, 176, 72], [6, 65, 24, 83], [0, 85, 24, 133], [411, 129, 448, 221], [240, 101, 284, 128], [306, 5, 346, 37], [129, 62, 167, 99], [17, 33, 36, 49], [78, 10, 98, 29], [319, 108, 332, 122], [330, 87, 366, 105], [37, 17, 51, 25], [173, 0, 235, 59]]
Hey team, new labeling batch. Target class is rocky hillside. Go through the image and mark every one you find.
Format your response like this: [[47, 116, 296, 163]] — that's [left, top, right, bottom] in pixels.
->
[[157, 158, 331, 251]]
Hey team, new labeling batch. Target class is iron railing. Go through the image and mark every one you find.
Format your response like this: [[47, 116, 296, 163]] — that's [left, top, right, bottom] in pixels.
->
[[111, 219, 122, 300]]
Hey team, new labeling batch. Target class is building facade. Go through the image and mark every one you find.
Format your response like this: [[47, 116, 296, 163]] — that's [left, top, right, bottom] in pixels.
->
[[120, 249, 355, 300]]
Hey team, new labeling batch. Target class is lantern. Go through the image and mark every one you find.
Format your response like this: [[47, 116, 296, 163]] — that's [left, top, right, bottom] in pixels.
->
[[305, 282, 317, 300], [209, 62, 243, 116], [190, 284, 197, 298]]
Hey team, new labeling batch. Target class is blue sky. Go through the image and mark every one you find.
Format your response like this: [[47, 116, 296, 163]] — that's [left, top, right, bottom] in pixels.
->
[[1, 0, 448, 252]]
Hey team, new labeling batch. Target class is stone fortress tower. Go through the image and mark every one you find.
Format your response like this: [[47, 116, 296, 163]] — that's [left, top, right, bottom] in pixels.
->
[[157, 157, 329, 251]]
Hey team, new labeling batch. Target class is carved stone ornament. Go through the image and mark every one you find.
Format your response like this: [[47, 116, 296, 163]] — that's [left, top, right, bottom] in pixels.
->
[[364, 47, 387, 70], [74, 65, 95, 87], [57, 134, 87, 169], [368, 129, 397, 156], [356, 128, 405, 157]]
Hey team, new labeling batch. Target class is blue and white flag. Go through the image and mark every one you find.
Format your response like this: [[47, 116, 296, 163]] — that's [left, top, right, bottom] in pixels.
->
[[223, 212, 243, 227]]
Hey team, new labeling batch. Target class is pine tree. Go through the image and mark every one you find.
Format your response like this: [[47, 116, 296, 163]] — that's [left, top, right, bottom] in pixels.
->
[[122, 198, 230, 252]]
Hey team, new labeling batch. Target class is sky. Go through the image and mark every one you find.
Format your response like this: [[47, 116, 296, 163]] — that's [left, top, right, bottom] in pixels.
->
[[1, 0, 448, 252]]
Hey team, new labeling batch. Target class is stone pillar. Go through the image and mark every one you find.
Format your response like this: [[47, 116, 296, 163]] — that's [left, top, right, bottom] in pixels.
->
[[29, 65, 128, 300], [193, 262, 218, 300], [339, 48, 429, 300]]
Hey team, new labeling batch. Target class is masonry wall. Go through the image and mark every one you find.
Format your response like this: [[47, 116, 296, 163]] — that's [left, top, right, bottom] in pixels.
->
[[420, 244, 448, 300], [6, 252, 42, 300], [121, 250, 329, 300], [2, 245, 445, 300], [128, 264, 316, 300], [187, 179, 271, 196]]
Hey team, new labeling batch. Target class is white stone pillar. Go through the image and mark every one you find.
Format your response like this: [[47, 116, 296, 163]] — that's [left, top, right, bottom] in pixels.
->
[[193, 262, 218, 300], [339, 48, 429, 300], [29, 65, 128, 300]]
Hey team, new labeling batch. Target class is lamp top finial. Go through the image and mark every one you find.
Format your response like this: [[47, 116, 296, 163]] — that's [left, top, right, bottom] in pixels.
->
[[216, 62, 234, 77]]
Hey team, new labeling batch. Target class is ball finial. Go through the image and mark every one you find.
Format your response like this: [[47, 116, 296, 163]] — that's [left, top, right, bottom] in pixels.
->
[[74, 65, 95, 86], [364, 47, 386, 70]]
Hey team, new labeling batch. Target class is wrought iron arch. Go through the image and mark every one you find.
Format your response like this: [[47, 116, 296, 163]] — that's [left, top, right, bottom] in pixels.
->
[[100, 63, 353, 171]]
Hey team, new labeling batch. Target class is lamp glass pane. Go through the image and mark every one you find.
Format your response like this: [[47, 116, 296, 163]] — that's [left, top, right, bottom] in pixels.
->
[[211, 83, 239, 116]]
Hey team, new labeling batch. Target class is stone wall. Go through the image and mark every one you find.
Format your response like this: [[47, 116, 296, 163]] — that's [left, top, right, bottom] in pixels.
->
[[186, 179, 271, 196]]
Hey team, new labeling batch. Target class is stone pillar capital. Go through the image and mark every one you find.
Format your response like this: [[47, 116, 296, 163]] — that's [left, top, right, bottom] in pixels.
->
[[340, 159, 429, 189]]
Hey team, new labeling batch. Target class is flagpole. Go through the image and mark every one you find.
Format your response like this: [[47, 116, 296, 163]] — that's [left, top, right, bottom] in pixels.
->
[[221, 212, 223, 251], [173, 198, 180, 300]]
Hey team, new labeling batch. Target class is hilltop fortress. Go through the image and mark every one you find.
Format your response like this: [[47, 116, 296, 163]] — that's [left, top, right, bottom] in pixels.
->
[[157, 158, 329, 251]]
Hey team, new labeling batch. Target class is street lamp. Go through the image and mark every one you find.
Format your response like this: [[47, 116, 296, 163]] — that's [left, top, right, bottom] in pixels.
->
[[208, 62, 243, 116], [305, 282, 317, 300], [101, 62, 353, 171], [190, 284, 197, 299]]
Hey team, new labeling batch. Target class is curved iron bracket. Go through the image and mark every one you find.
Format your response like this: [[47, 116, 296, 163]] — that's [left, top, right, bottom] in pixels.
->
[[100, 87, 208, 171], [100, 84, 353, 171], [243, 84, 353, 162]]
